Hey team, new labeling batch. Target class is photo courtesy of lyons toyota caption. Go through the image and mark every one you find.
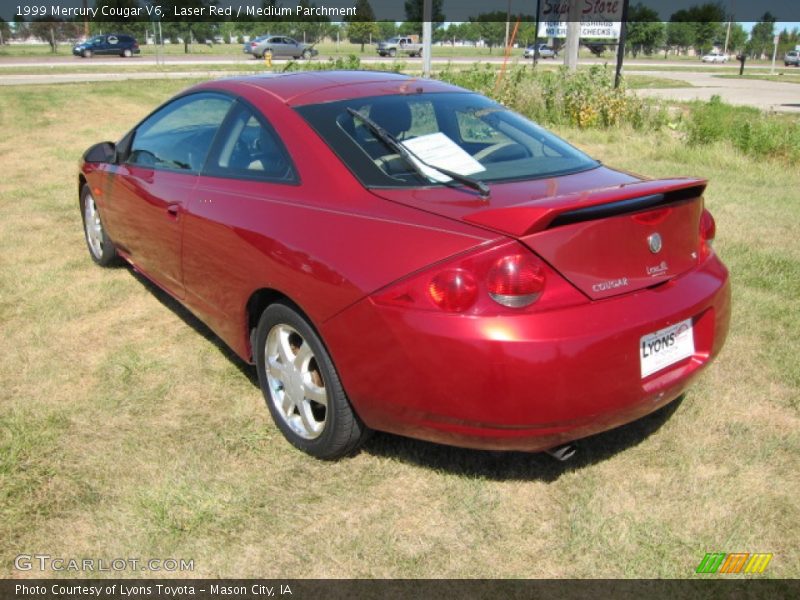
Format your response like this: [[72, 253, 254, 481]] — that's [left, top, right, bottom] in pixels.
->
[[78, 71, 730, 460]]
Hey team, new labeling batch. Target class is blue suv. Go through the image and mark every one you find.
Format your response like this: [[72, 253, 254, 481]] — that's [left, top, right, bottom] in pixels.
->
[[73, 34, 140, 58]]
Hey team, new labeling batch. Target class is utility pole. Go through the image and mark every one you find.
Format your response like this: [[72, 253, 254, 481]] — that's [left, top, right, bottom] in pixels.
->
[[564, 0, 580, 71], [504, 0, 512, 49], [724, 20, 731, 55], [422, 0, 432, 77], [725, 1, 736, 55], [770, 33, 779, 74], [614, 0, 629, 88]]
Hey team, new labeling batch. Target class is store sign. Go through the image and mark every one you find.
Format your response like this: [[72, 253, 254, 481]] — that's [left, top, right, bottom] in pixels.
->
[[538, 0, 624, 39]]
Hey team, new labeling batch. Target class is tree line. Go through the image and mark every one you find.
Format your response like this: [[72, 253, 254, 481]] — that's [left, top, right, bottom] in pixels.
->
[[1, 0, 797, 60]]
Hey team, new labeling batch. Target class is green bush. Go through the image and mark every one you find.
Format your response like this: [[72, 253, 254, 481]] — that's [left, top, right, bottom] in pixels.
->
[[435, 63, 667, 130], [687, 95, 800, 160]]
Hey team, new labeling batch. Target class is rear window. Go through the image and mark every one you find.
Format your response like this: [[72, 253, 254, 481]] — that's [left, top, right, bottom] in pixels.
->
[[295, 92, 598, 189]]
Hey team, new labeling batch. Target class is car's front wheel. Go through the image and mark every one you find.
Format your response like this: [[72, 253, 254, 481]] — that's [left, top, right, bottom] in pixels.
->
[[80, 184, 118, 266], [82, 49, 92, 58], [255, 303, 369, 459]]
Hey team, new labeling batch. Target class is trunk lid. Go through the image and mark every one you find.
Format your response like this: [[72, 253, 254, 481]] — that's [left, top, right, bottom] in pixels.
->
[[370, 170, 707, 300]]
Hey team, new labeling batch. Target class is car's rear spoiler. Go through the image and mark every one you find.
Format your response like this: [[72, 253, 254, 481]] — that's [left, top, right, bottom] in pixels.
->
[[463, 178, 707, 237]]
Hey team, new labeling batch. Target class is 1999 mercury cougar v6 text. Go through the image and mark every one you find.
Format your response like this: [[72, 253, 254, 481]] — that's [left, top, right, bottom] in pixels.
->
[[78, 71, 730, 459]]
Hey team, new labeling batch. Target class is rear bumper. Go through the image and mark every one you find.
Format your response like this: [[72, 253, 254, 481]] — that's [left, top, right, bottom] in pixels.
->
[[322, 255, 730, 452]]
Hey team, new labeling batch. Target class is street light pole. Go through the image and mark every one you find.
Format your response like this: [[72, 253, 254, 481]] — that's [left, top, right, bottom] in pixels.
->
[[422, 0, 432, 78]]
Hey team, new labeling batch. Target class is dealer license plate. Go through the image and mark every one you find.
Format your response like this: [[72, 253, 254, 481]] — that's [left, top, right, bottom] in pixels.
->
[[640, 318, 694, 378]]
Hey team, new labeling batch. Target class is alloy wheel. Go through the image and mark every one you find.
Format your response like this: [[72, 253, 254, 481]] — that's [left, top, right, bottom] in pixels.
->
[[264, 323, 328, 439], [84, 191, 104, 259]]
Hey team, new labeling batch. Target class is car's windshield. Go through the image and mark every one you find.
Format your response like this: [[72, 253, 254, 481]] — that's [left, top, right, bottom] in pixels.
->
[[296, 92, 598, 189]]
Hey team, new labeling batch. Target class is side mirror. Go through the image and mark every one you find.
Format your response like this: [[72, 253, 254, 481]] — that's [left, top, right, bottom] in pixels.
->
[[83, 141, 116, 164]]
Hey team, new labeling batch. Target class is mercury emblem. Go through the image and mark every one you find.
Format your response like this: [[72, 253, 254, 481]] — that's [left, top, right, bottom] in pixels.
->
[[648, 233, 662, 254]]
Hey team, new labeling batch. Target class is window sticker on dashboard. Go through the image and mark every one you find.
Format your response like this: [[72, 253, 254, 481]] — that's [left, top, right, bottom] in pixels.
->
[[401, 132, 486, 182]]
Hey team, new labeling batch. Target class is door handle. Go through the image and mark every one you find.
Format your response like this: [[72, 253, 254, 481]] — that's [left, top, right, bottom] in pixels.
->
[[166, 204, 180, 219]]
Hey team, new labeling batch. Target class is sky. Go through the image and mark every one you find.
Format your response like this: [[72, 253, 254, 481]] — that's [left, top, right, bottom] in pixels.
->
[[741, 21, 800, 33]]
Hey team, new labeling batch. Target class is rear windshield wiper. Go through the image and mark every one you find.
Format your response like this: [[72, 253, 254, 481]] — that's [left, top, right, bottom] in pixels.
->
[[346, 107, 490, 199]]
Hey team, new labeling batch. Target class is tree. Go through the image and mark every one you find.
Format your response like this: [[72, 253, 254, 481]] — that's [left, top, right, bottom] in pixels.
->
[[92, 1, 147, 38], [377, 21, 397, 40], [28, 18, 81, 53], [666, 16, 694, 56], [749, 12, 776, 59], [0, 18, 10, 45], [516, 22, 538, 48], [287, 3, 331, 44], [726, 22, 747, 54], [778, 27, 799, 56], [626, 3, 665, 57], [403, 0, 445, 35], [160, 1, 219, 52], [686, 3, 726, 54], [669, 4, 725, 56], [471, 12, 506, 53], [445, 21, 479, 45], [344, 0, 379, 51]]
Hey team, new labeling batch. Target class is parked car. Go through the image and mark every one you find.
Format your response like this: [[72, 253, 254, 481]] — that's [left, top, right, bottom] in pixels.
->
[[377, 36, 423, 58], [701, 53, 728, 63], [248, 35, 317, 59], [784, 50, 800, 66], [73, 34, 140, 58], [243, 35, 269, 55], [524, 44, 557, 59], [78, 71, 730, 460]]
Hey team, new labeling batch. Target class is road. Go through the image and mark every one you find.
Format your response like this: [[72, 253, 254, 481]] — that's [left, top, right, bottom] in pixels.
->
[[1, 54, 798, 113], [0, 54, 760, 69], [634, 70, 800, 113]]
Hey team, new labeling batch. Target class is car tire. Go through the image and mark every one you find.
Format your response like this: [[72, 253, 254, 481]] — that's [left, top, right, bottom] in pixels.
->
[[82, 49, 92, 58], [80, 184, 118, 266], [122, 48, 132, 58], [255, 302, 370, 459], [302, 49, 311, 59], [388, 48, 396, 58]]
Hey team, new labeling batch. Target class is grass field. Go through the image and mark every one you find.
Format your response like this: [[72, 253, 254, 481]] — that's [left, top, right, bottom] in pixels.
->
[[0, 79, 798, 579]]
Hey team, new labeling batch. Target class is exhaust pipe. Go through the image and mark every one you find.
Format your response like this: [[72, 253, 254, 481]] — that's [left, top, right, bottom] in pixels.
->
[[545, 443, 577, 462]]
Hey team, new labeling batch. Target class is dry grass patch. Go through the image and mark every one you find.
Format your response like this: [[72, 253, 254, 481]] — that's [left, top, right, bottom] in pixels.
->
[[0, 81, 798, 579]]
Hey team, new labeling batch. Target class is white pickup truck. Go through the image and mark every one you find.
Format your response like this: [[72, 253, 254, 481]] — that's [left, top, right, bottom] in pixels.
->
[[376, 36, 423, 58]]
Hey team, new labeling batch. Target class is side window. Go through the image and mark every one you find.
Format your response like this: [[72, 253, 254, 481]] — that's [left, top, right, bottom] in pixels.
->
[[205, 102, 297, 183], [128, 93, 233, 173]]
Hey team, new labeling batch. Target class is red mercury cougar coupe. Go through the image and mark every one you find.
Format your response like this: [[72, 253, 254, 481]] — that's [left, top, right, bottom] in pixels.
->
[[78, 71, 730, 459]]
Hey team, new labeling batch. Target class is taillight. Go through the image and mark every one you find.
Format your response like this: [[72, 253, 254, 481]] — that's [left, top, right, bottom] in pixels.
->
[[699, 209, 716, 260], [428, 269, 478, 312], [487, 254, 545, 307], [371, 241, 584, 315]]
